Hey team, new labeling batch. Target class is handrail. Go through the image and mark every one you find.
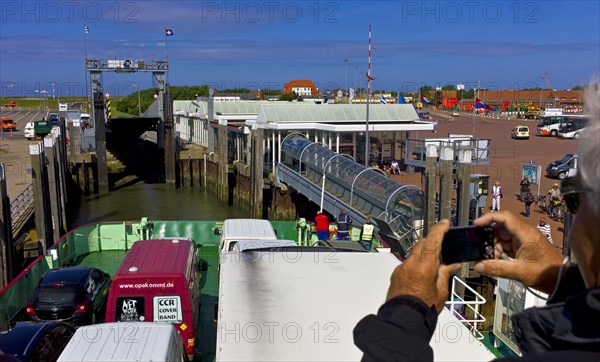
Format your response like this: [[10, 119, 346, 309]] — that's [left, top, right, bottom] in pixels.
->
[[10, 184, 34, 220], [445, 276, 487, 340]]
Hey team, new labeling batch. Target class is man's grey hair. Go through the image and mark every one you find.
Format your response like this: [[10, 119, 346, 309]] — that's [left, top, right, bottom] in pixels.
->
[[578, 78, 600, 216]]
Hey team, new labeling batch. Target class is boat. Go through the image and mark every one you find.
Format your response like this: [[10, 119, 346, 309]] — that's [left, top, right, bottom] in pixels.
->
[[0, 217, 503, 361]]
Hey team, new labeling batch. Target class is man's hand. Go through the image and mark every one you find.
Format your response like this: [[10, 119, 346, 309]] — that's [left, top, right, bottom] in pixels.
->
[[473, 211, 565, 294], [386, 220, 460, 313]]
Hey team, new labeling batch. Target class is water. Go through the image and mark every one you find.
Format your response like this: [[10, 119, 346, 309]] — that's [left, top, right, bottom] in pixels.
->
[[68, 182, 249, 228]]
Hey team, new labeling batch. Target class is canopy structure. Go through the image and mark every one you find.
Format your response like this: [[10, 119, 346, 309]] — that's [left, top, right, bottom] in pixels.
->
[[280, 134, 424, 251]]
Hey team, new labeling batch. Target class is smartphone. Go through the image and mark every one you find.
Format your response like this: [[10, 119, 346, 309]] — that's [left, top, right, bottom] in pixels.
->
[[441, 225, 495, 264]]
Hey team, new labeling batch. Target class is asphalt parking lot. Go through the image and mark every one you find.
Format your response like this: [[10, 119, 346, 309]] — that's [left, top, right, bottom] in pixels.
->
[[0, 109, 45, 199]]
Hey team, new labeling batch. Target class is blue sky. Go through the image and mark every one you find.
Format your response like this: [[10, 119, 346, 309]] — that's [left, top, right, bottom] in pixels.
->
[[1, 1, 599, 97]]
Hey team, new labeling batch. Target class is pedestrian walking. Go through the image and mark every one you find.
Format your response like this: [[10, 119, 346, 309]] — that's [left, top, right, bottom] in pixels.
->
[[359, 216, 375, 251], [491, 181, 503, 211], [519, 176, 531, 201], [336, 209, 352, 240], [524, 190, 535, 217]]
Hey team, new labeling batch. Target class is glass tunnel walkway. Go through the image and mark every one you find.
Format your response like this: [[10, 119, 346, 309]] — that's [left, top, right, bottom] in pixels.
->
[[277, 133, 425, 255]]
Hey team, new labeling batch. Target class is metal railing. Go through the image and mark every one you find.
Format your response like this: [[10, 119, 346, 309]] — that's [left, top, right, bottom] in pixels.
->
[[445, 276, 487, 340], [10, 184, 35, 236]]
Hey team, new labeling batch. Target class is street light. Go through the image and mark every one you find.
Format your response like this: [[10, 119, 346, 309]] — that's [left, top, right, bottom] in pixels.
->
[[344, 58, 349, 102], [132, 84, 141, 116]]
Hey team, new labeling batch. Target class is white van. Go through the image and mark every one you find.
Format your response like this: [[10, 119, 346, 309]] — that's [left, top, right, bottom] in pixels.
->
[[231, 239, 296, 253], [218, 219, 278, 253], [57, 322, 186, 362], [23, 122, 34, 140]]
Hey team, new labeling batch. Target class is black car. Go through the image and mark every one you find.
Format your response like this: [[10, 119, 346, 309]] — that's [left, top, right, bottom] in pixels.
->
[[0, 321, 75, 361], [48, 113, 59, 126], [546, 153, 578, 179], [25, 266, 111, 325]]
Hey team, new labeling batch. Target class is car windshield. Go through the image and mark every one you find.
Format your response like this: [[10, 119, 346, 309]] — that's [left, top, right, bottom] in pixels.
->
[[35, 286, 80, 304], [557, 154, 573, 163]]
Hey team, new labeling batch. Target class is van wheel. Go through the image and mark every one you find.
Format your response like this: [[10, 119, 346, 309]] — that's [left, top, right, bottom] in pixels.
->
[[574, 133, 581, 140], [558, 171, 566, 180], [550, 130, 558, 137]]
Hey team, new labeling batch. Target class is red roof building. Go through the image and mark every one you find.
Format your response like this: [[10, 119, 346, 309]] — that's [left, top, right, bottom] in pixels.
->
[[283, 80, 319, 97]]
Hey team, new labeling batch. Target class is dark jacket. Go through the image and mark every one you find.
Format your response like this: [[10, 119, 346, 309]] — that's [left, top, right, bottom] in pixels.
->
[[337, 213, 352, 233], [520, 179, 531, 192], [354, 265, 600, 361]]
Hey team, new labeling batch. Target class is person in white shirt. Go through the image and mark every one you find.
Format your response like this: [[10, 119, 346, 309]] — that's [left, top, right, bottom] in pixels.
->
[[491, 181, 503, 211], [536, 218, 554, 244]]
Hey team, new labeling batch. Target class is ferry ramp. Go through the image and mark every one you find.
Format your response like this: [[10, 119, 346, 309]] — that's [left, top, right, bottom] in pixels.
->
[[277, 134, 424, 257]]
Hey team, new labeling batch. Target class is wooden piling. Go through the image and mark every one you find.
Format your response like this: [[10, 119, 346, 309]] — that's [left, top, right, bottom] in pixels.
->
[[93, 91, 109, 194], [0, 164, 14, 286], [163, 92, 176, 188], [250, 127, 264, 218], [30, 143, 52, 252], [44, 135, 61, 241], [425, 144, 438, 234], [457, 149, 472, 226], [439, 146, 454, 222], [218, 120, 229, 204]]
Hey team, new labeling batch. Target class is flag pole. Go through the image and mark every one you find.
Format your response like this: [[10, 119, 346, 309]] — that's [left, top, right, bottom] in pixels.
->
[[164, 31, 170, 89], [84, 25, 89, 110], [365, 24, 372, 167]]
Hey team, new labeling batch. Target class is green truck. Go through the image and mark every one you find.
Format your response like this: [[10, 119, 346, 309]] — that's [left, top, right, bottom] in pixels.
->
[[34, 120, 53, 139]]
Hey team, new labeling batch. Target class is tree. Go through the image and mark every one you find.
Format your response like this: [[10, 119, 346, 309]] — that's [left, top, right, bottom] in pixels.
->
[[279, 91, 299, 102], [116, 85, 210, 115]]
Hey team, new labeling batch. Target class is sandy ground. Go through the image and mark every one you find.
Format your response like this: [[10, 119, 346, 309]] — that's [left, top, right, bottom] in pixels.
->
[[389, 109, 577, 247]]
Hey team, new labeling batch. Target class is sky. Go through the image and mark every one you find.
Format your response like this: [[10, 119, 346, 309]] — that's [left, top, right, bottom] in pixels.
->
[[1, 0, 599, 98]]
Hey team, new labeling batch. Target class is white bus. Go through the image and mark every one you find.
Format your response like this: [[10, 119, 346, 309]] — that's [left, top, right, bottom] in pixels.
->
[[536, 114, 586, 137], [558, 116, 589, 139]]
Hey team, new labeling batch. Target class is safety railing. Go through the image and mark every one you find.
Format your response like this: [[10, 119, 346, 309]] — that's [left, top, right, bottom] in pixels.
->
[[445, 276, 487, 340], [10, 184, 35, 236]]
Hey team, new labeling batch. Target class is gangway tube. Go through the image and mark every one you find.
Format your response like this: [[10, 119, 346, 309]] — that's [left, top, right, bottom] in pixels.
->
[[279, 134, 425, 254], [321, 153, 355, 211]]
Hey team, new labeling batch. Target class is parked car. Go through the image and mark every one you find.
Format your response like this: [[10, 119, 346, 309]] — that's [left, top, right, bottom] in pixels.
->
[[24, 122, 35, 140], [451, 111, 460, 117], [511, 125, 529, 139], [0, 321, 75, 361], [1, 117, 16, 132], [4, 101, 16, 107], [48, 113, 60, 126], [546, 153, 578, 180], [25, 266, 111, 325]]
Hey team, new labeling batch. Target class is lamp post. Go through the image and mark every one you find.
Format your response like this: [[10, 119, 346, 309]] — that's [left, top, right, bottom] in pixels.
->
[[344, 58, 349, 102], [132, 84, 141, 116]]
